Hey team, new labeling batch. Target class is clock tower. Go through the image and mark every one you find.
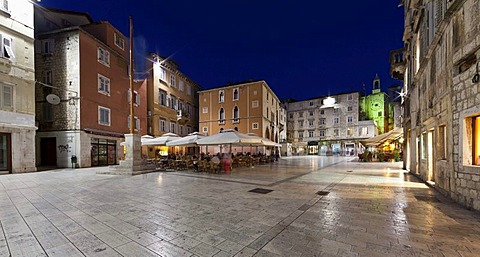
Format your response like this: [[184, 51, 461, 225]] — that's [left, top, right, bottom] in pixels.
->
[[359, 74, 391, 134]]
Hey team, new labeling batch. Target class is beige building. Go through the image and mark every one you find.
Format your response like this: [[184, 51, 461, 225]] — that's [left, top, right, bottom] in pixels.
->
[[198, 80, 282, 145], [397, 0, 480, 210], [146, 54, 200, 155], [0, 0, 36, 174]]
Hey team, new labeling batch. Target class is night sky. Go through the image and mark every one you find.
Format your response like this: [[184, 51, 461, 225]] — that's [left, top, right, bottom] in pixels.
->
[[38, 0, 404, 100]]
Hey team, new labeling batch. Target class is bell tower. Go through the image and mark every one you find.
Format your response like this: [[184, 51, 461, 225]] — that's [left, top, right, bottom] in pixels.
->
[[373, 74, 381, 94]]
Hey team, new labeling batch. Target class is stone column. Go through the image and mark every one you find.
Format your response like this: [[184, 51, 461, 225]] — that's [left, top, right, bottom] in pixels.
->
[[103, 134, 151, 175]]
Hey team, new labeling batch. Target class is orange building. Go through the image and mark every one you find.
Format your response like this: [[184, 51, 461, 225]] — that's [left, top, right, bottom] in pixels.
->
[[199, 80, 282, 143], [34, 8, 147, 168]]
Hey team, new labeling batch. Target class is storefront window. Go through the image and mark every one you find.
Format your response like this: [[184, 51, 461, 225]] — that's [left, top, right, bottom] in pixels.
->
[[0, 133, 11, 172], [91, 138, 117, 166]]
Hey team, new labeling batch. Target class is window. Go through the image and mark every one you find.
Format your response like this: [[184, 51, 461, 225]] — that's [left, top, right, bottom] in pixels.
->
[[97, 47, 110, 66], [202, 107, 208, 113], [1, 35, 14, 60], [219, 90, 224, 103], [267, 92, 269, 100], [334, 108, 339, 114], [170, 74, 176, 87], [233, 106, 239, 123], [422, 133, 427, 159], [473, 116, 480, 165], [309, 111, 314, 116], [0, 0, 9, 13], [360, 127, 368, 136], [319, 118, 325, 125], [159, 119, 166, 132], [347, 128, 353, 136], [252, 123, 259, 129], [186, 84, 191, 95], [334, 117, 339, 124], [309, 101, 314, 106], [114, 33, 125, 50], [41, 39, 54, 55], [170, 95, 177, 110], [347, 116, 353, 123], [98, 106, 110, 126], [347, 95, 353, 101], [298, 121, 303, 128], [438, 125, 446, 160], [0, 83, 12, 110], [44, 70, 52, 85], [170, 122, 176, 133], [233, 88, 239, 100], [253, 90, 257, 95], [252, 100, 259, 108], [98, 74, 110, 95], [334, 129, 339, 137], [43, 103, 53, 122], [179, 80, 184, 91], [378, 111, 382, 116], [309, 120, 314, 126], [320, 110, 324, 115], [128, 90, 140, 105], [127, 115, 140, 130], [203, 127, 208, 133], [299, 112, 303, 118], [219, 108, 225, 123], [179, 125, 184, 135], [289, 113, 293, 119], [319, 130, 325, 137], [159, 68, 167, 82], [309, 131, 314, 137], [159, 89, 166, 106], [299, 131, 303, 138], [348, 106, 353, 112]]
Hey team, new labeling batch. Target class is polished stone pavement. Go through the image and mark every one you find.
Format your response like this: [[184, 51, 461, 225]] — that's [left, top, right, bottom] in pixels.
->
[[1, 156, 480, 257]]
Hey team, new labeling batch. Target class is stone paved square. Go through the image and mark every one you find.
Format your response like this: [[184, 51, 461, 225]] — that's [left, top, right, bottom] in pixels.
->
[[1, 156, 480, 256]]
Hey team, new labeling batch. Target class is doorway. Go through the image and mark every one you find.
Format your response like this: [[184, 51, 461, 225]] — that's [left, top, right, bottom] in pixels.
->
[[40, 137, 57, 167], [0, 133, 12, 174], [427, 130, 435, 182]]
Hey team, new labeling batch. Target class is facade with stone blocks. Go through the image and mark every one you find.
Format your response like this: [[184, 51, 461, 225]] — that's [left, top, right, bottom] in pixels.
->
[[0, 0, 37, 174], [285, 92, 377, 156], [34, 8, 146, 168], [398, 0, 480, 210]]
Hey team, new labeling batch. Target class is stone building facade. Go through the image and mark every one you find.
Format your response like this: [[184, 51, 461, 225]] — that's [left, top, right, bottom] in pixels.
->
[[0, 0, 37, 174], [34, 8, 147, 168], [398, 0, 480, 210], [286, 92, 377, 156]]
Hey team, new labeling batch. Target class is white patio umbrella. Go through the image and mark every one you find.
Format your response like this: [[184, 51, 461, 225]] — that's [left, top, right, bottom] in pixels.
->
[[196, 129, 263, 146], [166, 132, 205, 147], [143, 132, 180, 146], [120, 135, 156, 146]]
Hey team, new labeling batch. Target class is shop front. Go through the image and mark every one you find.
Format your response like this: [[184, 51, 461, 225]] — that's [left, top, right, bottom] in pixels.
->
[[307, 141, 319, 155], [91, 138, 117, 166]]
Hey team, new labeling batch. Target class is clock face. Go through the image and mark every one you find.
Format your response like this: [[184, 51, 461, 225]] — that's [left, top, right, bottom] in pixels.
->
[[370, 101, 381, 110]]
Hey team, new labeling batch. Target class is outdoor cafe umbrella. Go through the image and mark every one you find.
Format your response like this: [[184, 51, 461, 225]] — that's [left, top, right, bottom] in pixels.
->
[[166, 132, 205, 147], [196, 129, 263, 146], [143, 132, 180, 146]]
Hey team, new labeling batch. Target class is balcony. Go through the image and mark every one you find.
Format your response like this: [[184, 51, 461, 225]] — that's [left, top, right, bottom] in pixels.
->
[[176, 109, 190, 124], [390, 48, 406, 80]]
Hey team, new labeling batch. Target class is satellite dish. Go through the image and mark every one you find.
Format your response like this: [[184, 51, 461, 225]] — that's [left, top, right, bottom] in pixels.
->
[[46, 94, 61, 105]]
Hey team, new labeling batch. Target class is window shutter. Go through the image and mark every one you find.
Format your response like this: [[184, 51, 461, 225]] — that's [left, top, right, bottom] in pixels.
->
[[105, 79, 110, 93], [127, 115, 130, 129], [135, 118, 140, 130], [136, 93, 140, 105], [127, 90, 131, 102], [3, 85, 12, 108]]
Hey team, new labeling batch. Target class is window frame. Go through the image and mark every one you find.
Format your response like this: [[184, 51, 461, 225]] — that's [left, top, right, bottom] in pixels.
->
[[98, 74, 111, 95], [97, 47, 110, 66], [1, 34, 14, 60], [98, 106, 111, 126], [219, 90, 225, 103], [233, 106, 239, 123], [233, 88, 239, 101], [114, 33, 125, 50], [0, 83, 13, 111], [252, 122, 259, 130], [252, 100, 259, 108]]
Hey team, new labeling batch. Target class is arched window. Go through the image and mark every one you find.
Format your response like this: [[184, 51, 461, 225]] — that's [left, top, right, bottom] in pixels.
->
[[233, 106, 239, 123], [219, 108, 225, 122], [233, 88, 239, 100], [219, 91, 224, 103]]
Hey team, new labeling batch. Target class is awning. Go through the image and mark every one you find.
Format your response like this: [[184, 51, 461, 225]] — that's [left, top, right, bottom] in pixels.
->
[[360, 128, 403, 147]]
